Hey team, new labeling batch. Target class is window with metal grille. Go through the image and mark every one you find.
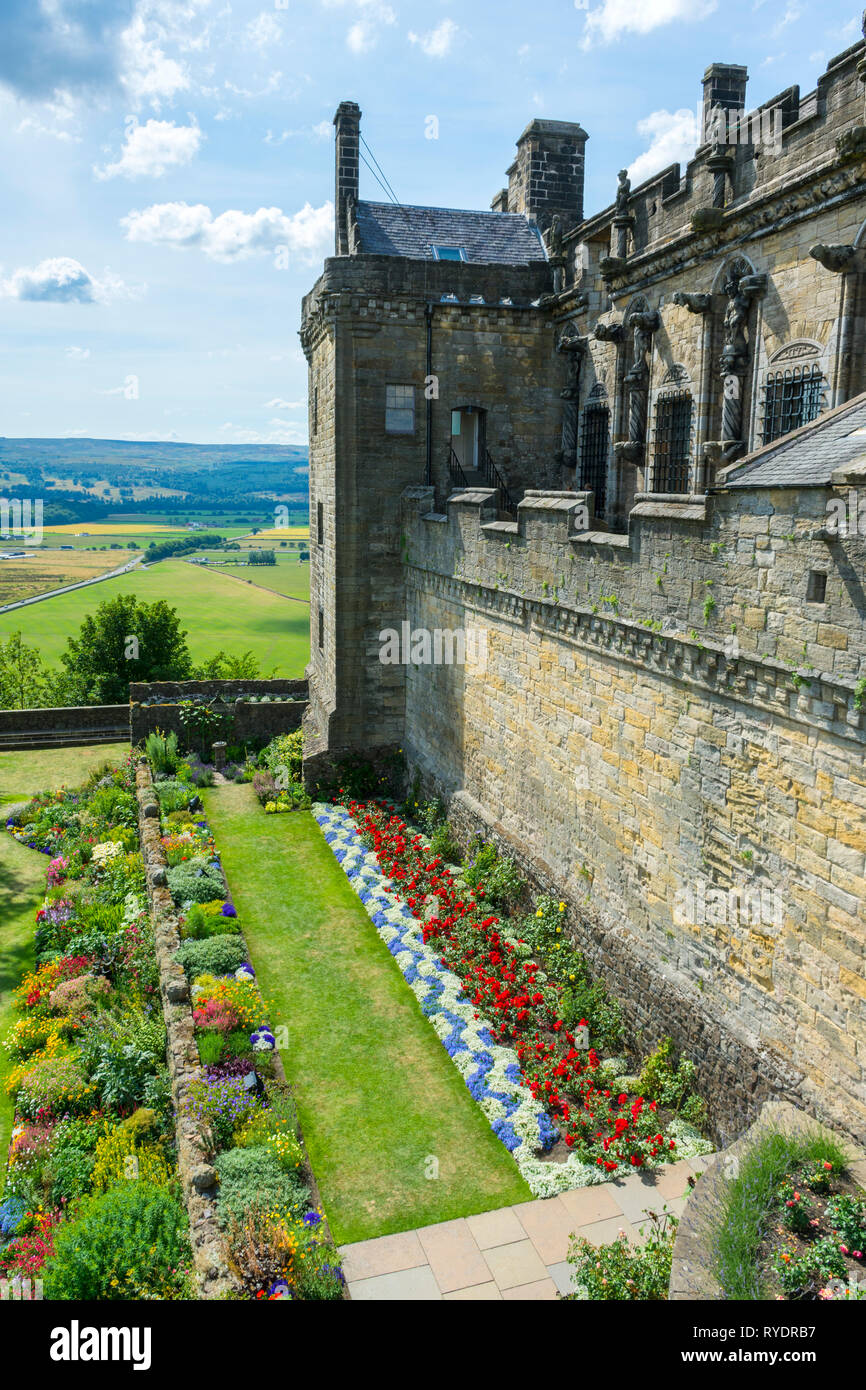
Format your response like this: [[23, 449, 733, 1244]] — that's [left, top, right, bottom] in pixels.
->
[[762, 363, 824, 444], [579, 404, 610, 518], [385, 383, 415, 433], [652, 391, 692, 494]]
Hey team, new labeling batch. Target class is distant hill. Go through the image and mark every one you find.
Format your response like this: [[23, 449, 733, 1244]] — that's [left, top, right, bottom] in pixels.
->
[[0, 437, 309, 519]]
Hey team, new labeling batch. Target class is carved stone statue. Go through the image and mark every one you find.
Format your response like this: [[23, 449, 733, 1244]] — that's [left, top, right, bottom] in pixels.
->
[[615, 169, 631, 218], [720, 265, 766, 374], [546, 214, 563, 260], [626, 310, 659, 379]]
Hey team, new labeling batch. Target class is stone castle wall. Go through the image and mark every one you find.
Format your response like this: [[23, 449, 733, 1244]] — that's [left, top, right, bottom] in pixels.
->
[[400, 486, 866, 1144]]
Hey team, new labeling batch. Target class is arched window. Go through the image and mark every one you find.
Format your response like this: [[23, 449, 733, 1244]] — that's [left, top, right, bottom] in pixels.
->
[[579, 401, 610, 518], [762, 360, 825, 444], [652, 390, 693, 494]]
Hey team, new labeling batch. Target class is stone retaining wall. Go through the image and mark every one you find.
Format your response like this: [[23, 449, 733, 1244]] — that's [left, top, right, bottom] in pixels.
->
[[130, 679, 308, 747], [135, 759, 238, 1299], [669, 1100, 866, 1299], [0, 704, 128, 741]]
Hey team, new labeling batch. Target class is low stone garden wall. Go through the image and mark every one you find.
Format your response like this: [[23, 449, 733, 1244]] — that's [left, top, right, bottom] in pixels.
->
[[130, 679, 309, 747], [135, 759, 238, 1299], [0, 704, 129, 748], [668, 1100, 866, 1300]]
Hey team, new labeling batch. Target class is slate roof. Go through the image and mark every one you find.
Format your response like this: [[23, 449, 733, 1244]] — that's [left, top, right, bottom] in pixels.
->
[[723, 391, 866, 489], [355, 201, 548, 264]]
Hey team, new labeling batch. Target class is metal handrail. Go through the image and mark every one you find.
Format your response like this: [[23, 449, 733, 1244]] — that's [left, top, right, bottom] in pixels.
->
[[447, 446, 469, 489], [482, 449, 518, 518]]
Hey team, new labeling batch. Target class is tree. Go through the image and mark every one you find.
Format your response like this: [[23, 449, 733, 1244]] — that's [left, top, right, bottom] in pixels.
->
[[0, 632, 50, 710], [60, 595, 192, 704]]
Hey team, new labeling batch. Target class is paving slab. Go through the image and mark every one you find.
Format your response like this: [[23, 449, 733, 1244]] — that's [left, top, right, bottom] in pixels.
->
[[340, 1229, 427, 1283], [467, 1204, 526, 1250], [547, 1259, 580, 1296], [347, 1265, 443, 1301], [502, 1277, 559, 1301], [556, 1182, 622, 1228], [512, 1196, 573, 1264], [442, 1281, 503, 1300], [609, 1173, 680, 1226], [416, 1217, 492, 1294], [572, 1213, 643, 1247], [483, 1237, 550, 1291]]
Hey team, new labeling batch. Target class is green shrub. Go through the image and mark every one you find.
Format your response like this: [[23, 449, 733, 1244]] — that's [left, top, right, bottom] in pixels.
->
[[429, 822, 462, 863], [216, 1145, 310, 1228], [567, 1208, 677, 1299], [260, 730, 303, 782], [174, 935, 247, 978], [167, 861, 225, 906], [154, 780, 194, 814], [43, 1182, 191, 1299], [197, 1030, 225, 1065], [145, 729, 179, 776], [43, 1117, 102, 1207], [463, 838, 526, 907], [181, 902, 238, 938]]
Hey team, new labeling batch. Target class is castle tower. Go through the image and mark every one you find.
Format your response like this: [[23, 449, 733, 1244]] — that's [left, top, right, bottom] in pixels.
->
[[334, 100, 361, 256]]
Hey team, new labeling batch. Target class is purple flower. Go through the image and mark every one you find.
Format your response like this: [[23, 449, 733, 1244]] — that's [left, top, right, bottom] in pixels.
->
[[221, 903, 237, 918]]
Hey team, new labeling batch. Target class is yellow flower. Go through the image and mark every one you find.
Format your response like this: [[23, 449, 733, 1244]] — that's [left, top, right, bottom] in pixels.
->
[[558, 902, 565, 912], [536, 909, 543, 918], [555, 926, 561, 934]]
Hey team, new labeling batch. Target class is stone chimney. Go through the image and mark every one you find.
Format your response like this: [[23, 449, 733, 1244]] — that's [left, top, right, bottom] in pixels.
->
[[504, 119, 589, 234], [334, 100, 361, 256], [701, 64, 748, 144]]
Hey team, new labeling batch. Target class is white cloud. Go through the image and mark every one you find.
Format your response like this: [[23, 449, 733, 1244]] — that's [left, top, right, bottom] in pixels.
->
[[582, 0, 716, 47], [321, 0, 395, 53], [312, 120, 331, 139], [66, 345, 91, 360], [121, 199, 334, 264], [1, 257, 134, 304], [245, 11, 284, 49], [264, 398, 304, 409], [408, 18, 459, 58], [120, 13, 190, 109], [773, 3, 800, 34], [628, 107, 698, 185], [265, 121, 332, 144], [94, 117, 203, 180]]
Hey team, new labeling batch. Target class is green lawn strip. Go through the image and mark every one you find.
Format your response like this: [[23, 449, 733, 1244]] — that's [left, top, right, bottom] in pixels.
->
[[201, 784, 531, 1244], [0, 743, 130, 1190], [0, 559, 309, 677], [0, 744, 130, 803]]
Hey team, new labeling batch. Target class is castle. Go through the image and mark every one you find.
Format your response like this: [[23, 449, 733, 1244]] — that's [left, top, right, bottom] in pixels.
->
[[300, 36, 866, 1144]]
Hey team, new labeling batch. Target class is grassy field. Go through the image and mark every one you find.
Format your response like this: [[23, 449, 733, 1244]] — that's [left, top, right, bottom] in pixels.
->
[[188, 555, 310, 601], [0, 549, 137, 606], [0, 743, 129, 1188], [0, 558, 310, 675], [202, 784, 531, 1244]]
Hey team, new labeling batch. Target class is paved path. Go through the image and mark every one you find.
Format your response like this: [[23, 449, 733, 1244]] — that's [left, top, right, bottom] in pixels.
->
[[339, 1153, 719, 1300]]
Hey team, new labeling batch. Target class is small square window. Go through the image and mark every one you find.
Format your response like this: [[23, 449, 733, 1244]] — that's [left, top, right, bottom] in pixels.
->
[[431, 245, 466, 261], [806, 570, 827, 603], [385, 383, 415, 433]]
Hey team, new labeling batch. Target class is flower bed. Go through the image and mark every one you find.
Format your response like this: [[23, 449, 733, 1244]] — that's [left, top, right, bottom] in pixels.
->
[[147, 765, 344, 1300], [313, 800, 712, 1198], [1, 758, 194, 1300]]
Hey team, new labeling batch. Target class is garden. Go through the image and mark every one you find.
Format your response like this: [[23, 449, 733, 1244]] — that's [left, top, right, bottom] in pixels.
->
[[5, 725, 861, 1305]]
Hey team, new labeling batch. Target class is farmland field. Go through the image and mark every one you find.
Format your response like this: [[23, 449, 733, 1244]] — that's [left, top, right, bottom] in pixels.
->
[[0, 558, 309, 675], [0, 548, 138, 605], [186, 554, 311, 600]]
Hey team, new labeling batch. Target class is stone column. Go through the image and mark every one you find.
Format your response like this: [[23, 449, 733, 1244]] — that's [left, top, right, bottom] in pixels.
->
[[809, 243, 866, 407]]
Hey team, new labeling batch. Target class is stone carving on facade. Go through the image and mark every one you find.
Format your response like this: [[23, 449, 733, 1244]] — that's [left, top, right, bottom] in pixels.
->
[[671, 290, 712, 314], [809, 243, 861, 273], [720, 261, 767, 376], [556, 323, 589, 472], [593, 319, 623, 342]]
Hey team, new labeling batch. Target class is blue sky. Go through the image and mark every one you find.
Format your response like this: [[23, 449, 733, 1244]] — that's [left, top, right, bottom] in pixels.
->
[[0, 0, 859, 445]]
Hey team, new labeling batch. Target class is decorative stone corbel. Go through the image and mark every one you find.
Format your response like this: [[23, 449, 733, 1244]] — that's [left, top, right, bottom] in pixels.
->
[[671, 291, 713, 314], [809, 243, 866, 273], [593, 320, 623, 343]]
